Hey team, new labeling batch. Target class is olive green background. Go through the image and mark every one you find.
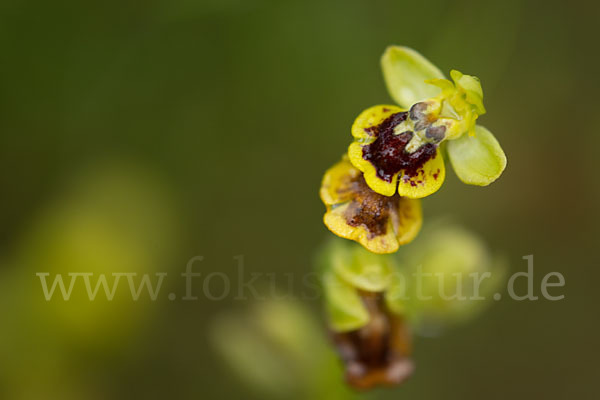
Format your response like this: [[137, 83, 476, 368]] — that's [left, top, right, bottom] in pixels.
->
[[0, 0, 598, 399]]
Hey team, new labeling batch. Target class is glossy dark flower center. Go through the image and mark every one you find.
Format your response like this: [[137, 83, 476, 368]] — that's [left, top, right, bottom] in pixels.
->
[[362, 112, 437, 183]]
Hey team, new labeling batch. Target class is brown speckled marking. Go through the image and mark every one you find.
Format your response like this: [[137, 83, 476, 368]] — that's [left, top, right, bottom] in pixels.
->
[[337, 175, 399, 238]]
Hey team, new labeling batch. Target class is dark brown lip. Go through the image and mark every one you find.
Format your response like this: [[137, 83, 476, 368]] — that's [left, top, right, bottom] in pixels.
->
[[362, 111, 437, 183]]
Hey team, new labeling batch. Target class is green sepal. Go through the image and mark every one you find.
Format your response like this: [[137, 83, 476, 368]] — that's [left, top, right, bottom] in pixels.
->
[[322, 269, 369, 332], [333, 244, 396, 292], [381, 46, 444, 109]]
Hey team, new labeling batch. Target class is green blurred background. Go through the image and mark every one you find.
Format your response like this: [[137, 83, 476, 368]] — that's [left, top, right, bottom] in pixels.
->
[[1, 0, 598, 398]]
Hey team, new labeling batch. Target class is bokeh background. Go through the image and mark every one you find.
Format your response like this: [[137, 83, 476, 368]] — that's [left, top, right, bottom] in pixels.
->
[[1, 0, 599, 399]]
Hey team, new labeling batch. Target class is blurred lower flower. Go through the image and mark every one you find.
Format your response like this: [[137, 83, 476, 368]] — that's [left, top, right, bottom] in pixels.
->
[[318, 239, 413, 389], [317, 226, 506, 388], [330, 291, 414, 390]]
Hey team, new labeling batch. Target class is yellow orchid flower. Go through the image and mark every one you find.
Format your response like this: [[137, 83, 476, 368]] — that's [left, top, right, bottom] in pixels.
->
[[320, 156, 422, 254], [347, 46, 506, 199]]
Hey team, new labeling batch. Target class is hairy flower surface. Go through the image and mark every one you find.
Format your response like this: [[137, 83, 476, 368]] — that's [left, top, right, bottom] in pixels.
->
[[347, 46, 506, 198], [320, 157, 422, 254]]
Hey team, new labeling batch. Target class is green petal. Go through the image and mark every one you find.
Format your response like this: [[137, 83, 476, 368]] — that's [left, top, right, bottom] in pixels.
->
[[450, 70, 486, 115], [446, 125, 506, 186], [381, 46, 444, 109], [333, 245, 396, 292], [322, 270, 369, 332]]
